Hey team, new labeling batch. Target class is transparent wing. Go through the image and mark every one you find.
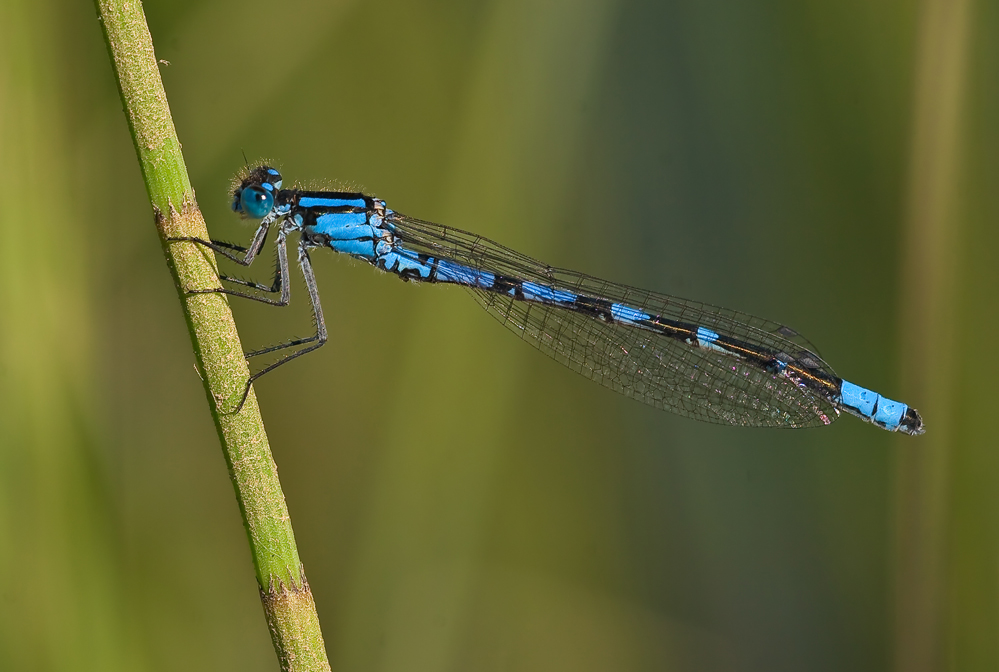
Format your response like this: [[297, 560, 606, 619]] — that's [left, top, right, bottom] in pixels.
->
[[388, 213, 840, 428]]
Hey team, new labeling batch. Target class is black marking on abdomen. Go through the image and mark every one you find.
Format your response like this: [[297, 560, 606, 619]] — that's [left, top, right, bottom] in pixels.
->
[[570, 295, 615, 322], [493, 274, 523, 298], [642, 315, 697, 342]]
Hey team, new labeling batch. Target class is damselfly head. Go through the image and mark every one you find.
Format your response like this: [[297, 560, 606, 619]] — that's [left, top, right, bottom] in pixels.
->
[[232, 165, 283, 219]]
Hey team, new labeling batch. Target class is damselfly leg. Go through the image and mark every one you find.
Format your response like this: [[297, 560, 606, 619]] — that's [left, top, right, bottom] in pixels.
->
[[168, 227, 329, 412]]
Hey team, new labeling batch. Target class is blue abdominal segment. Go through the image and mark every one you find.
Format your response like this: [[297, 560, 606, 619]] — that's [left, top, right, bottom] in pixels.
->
[[696, 326, 719, 344], [611, 304, 651, 324], [435, 259, 495, 288], [522, 282, 577, 304], [838, 380, 907, 431], [695, 326, 730, 354], [378, 249, 435, 278]]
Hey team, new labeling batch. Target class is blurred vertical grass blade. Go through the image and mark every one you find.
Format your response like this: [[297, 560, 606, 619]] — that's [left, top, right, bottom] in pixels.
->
[[92, 1, 330, 669], [946, 9, 999, 662], [895, 0, 973, 669], [0, 1, 133, 669], [332, 1, 619, 670]]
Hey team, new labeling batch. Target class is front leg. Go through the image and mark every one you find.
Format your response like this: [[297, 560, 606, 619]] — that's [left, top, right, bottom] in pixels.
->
[[168, 218, 272, 266], [186, 229, 293, 307], [169, 220, 293, 306], [232, 240, 329, 412]]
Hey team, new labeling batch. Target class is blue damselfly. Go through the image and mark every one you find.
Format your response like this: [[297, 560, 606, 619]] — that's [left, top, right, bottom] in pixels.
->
[[169, 166, 924, 435]]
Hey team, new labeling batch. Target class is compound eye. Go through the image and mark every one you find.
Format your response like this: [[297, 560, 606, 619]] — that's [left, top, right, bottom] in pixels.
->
[[239, 185, 274, 219]]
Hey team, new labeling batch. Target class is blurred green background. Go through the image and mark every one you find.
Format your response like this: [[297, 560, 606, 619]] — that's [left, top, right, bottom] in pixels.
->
[[1, 0, 996, 670]]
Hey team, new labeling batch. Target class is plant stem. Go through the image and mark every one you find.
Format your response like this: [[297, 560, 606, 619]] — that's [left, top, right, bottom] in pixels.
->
[[93, 2, 330, 670]]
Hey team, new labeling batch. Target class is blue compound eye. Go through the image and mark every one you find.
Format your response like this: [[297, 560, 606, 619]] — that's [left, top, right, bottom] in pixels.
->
[[239, 186, 274, 219]]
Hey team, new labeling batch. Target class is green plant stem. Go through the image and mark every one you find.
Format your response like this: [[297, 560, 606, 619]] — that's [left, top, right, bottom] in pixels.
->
[[93, 2, 330, 670]]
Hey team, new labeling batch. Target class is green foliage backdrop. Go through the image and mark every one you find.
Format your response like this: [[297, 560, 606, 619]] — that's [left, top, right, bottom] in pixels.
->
[[1, 0, 996, 670]]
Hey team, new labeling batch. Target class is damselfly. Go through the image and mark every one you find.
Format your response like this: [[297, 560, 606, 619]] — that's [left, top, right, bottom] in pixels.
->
[[169, 166, 924, 435]]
